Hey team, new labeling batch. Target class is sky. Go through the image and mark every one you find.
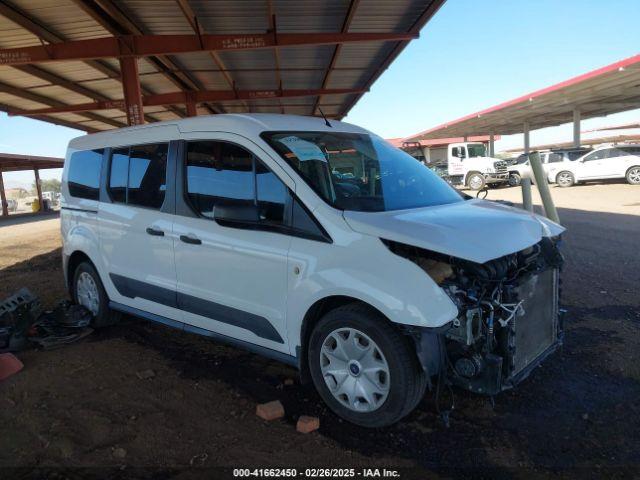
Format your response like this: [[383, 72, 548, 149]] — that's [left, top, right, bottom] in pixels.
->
[[1, 0, 640, 188]]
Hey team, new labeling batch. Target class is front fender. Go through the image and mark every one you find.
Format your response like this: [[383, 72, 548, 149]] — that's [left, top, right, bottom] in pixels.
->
[[285, 233, 458, 354]]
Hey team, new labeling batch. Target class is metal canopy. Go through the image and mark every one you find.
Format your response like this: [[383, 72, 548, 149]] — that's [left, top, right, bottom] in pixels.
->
[[0, 0, 446, 133], [0, 152, 63, 172], [405, 53, 640, 141]]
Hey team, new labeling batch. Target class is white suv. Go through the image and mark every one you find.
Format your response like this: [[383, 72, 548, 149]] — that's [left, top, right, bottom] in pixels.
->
[[549, 144, 640, 187], [61, 114, 564, 427]]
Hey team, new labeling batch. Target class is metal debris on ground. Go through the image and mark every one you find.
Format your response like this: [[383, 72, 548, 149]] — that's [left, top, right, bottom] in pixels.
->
[[30, 301, 93, 350], [0, 288, 41, 352], [0, 290, 93, 352]]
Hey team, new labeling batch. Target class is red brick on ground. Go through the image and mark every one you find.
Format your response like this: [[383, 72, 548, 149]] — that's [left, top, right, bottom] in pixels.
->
[[296, 415, 320, 434], [256, 400, 285, 421], [0, 353, 24, 381]]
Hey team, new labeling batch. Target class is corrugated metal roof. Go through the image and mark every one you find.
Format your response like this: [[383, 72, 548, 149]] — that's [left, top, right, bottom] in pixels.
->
[[406, 53, 640, 141], [0, 0, 446, 132]]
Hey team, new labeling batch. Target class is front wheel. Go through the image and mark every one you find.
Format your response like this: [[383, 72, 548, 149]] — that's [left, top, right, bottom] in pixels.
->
[[556, 171, 575, 188], [72, 261, 119, 328], [308, 304, 427, 428], [508, 172, 522, 187], [466, 172, 486, 191], [626, 166, 640, 185]]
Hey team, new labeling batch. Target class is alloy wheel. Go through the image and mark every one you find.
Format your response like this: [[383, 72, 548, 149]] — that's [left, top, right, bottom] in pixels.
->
[[557, 172, 573, 186]]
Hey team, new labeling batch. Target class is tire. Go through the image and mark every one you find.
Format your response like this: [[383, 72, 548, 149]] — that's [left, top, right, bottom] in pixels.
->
[[626, 166, 640, 185], [508, 172, 521, 187], [308, 303, 427, 428], [466, 172, 486, 191], [555, 171, 575, 188], [71, 261, 120, 328]]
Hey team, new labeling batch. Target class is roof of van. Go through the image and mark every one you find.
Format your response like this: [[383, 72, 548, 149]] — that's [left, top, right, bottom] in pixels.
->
[[67, 113, 370, 151]]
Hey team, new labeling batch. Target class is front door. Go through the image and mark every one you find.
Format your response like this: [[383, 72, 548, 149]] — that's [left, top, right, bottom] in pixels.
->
[[99, 143, 179, 320], [579, 149, 611, 179], [172, 136, 293, 353]]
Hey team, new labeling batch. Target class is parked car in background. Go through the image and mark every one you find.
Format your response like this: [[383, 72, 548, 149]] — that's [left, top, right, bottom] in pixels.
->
[[508, 148, 592, 186], [61, 114, 565, 427], [550, 144, 640, 187]]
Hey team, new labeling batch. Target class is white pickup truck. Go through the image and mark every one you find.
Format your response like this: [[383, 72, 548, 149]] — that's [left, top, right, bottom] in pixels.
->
[[424, 142, 509, 190]]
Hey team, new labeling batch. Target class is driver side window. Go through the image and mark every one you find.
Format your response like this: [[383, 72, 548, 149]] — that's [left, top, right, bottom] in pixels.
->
[[452, 147, 466, 158], [584, 149, 609, 161]]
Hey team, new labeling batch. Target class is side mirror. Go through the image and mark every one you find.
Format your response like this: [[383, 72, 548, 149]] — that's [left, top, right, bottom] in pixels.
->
[[214, 202, 259, 225]]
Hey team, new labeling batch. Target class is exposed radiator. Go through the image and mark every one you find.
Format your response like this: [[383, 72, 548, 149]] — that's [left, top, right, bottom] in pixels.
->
[[512, 268, 559, 375]]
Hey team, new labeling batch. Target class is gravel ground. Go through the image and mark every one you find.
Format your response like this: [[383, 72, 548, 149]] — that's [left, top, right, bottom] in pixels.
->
[[0, 183, 638, 479]]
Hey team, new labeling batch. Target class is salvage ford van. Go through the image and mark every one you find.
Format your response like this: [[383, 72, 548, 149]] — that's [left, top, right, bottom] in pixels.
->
[[61, 114, 565, 427]]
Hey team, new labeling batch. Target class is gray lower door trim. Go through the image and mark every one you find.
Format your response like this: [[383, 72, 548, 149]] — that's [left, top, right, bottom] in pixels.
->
[[109, 273, 284, 343]]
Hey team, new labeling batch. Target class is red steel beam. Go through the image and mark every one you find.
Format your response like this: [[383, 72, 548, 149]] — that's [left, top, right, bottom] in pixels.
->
[[119, 57, 144, 125], [0, 32, 418, 66], [10, 88, 366, 116], [186, 102, 197, 117]]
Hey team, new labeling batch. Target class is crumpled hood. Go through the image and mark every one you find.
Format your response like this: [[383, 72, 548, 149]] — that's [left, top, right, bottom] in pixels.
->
[[343, 199, 565, 264]]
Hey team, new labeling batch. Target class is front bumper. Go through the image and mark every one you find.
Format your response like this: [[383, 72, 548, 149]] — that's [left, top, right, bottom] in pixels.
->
[[484, 172, 509, 183]]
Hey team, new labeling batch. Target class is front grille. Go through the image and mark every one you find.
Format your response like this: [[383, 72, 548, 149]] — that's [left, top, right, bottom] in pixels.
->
[[493, 161, 508, 173], [512, 268, 559, 375]]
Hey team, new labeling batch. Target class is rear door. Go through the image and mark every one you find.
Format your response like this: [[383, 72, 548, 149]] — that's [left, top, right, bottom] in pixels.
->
[[98, 142, 180, 320], [172, 135, 293, 354], [614, 146, 640, 177]]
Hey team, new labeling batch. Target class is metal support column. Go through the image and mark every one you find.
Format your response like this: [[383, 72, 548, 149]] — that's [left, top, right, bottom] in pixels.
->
[[0, 171, 8, 216], [186, 102, 197, 117], [573, 108, 581, 148], [523, 122, 530, 154], [119, 57, 144, 126], [34, 169, 43, 212], [489, 133, 495, 157]]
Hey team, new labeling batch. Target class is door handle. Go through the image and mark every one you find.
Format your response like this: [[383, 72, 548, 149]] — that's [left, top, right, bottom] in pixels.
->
[[180, 235, 202, 245], [146, 227, 165, 236]]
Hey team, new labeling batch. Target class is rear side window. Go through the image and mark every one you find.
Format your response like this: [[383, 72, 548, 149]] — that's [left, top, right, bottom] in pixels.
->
[[67, 149, 103, 200], [619, 146, 640, 155], [108, 143, 168, 209], [547, 153, 563, 163], [109, 148, 128, 203], [128, 144, 168, 208]]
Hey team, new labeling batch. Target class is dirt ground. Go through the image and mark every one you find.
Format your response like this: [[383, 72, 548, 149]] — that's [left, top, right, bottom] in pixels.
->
[[1, 183, 639, 478]]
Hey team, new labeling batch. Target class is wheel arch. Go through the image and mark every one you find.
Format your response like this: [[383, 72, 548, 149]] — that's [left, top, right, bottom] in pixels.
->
[[464, 170, 482, 183], [298, 295, 394, 383], [66, 250, 97, 292], [625, 165, 640, 183]]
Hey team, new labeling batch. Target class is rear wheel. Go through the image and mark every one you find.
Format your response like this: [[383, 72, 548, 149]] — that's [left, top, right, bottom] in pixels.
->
[[556, 171, 575, 188], [308, 303, 427, 428], [466, 172, 486, 191], [72, 261, 119, 328], [626, 166, 640, 185]]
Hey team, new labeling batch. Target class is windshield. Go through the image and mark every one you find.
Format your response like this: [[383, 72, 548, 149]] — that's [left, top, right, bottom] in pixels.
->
[[262, 131, 464, 212], [466, 143, 487, 158]]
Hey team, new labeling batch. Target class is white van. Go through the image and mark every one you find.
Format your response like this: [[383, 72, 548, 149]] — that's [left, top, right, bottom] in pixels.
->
[[548, 144, 640, 187], [61, 114, 564, 427]]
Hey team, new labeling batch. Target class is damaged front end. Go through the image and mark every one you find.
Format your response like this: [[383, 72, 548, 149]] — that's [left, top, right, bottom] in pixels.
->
[[385, 237, 564, 396]]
